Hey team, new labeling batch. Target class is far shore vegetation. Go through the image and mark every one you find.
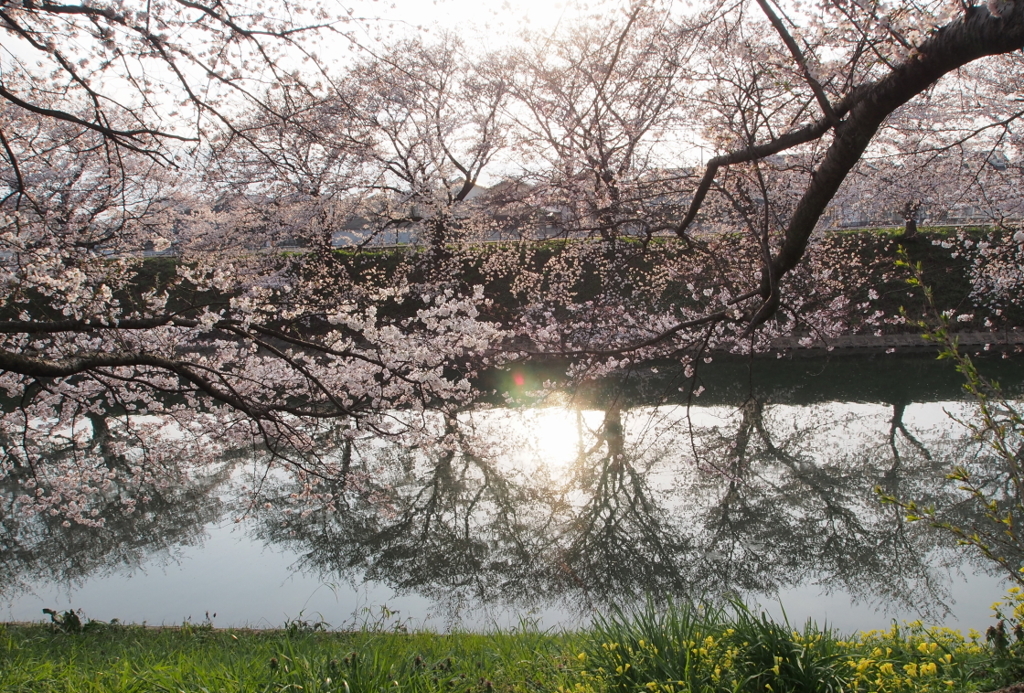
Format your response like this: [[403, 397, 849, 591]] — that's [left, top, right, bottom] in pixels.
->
[[5, 592, 1024, 693]]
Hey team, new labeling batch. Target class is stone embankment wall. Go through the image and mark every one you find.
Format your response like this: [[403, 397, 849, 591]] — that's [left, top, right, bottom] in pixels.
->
[[771, 330, 1024, 356]]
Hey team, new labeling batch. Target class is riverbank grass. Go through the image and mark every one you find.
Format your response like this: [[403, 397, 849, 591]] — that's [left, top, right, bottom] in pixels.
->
[[3, 596, 1022, 693]]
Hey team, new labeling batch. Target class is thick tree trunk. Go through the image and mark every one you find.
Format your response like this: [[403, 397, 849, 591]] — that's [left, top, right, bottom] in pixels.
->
[[751, 6, 1024, 327]]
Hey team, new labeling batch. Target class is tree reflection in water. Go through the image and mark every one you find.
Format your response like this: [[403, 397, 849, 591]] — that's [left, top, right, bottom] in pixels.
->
[[2, 375, 1018, 622], [247, 395, 1013, 621], [0, 413, 234, 598]]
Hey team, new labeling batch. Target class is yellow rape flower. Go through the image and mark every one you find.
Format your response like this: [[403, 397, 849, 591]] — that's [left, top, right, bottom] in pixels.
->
[[904, 663, 918, 677]]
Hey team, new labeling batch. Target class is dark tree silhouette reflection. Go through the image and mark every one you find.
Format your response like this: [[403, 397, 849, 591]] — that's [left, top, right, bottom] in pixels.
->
[[248, 393, 1002, 620], [5, 358, 1019, 621]]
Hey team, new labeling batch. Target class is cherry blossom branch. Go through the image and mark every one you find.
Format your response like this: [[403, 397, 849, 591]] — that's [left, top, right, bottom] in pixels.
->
[[674, 112, 844, 237], [753, 0, 838, 124], [519, 310, 733, 358], [0, 84, 183, 151], [762, 5, 1024, 324]]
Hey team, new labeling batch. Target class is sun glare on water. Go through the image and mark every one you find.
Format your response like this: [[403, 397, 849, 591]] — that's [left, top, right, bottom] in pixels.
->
[[503, 406, 606, 474], [528, 407, 578, 464]]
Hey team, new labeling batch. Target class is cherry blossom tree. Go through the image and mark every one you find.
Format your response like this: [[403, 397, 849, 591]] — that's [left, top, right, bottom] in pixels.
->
[[341, 34, 510, 252], [4, 0, 1024, 529], [461, 0, 1024, 366], [0, 0, 345, 171], [665, 0, 1024, 334], [829, 57, 1024, 234], [502, 3, 696, 242], [0, 101, 507, 526], [0, 1, 512, 526], [205, 87, 373, 253]]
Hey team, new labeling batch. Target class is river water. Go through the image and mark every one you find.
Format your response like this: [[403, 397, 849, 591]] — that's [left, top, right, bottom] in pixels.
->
[[2, 354, 1023, 634]]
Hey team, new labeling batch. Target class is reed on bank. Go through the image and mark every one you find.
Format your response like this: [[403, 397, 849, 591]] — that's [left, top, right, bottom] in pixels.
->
[[3, 594, 1023, 693]]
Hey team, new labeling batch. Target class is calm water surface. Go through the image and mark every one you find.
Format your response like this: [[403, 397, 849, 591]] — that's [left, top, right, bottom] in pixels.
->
[[3, 355, 1023, 634]]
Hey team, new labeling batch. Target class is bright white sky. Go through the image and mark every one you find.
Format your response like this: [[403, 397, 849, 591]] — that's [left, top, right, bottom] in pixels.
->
[[342, 0, 633, 49]]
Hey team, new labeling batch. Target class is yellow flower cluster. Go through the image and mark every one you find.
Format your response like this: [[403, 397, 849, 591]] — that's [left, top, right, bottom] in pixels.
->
[[588, 633, 743, 693], [992, 585, 1024, 624], [579, 598, 1023, 693], [840, 622, 971, 692], [556, 683, 598, 693]]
